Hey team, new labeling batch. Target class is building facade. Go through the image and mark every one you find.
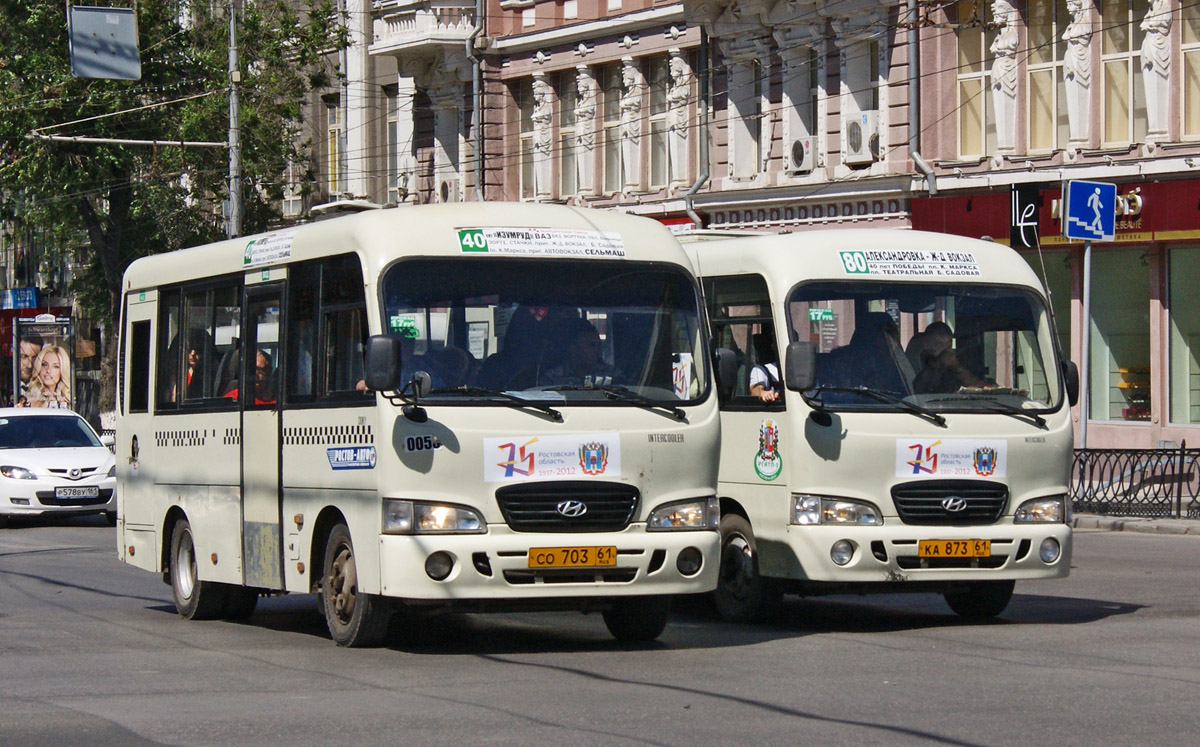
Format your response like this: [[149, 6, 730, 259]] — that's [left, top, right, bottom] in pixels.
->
[[304, 0, 1199, 450]]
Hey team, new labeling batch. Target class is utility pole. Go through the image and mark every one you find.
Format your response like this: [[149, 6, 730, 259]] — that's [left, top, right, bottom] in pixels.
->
[[227, 0, 243, 239]]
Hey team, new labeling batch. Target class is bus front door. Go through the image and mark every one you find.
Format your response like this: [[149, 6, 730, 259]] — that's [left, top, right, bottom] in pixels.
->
[[240, 286, 284, 590]]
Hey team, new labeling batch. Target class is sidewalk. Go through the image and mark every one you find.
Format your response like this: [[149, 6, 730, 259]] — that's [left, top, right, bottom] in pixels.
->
[[1073, 513, 1200, 536]]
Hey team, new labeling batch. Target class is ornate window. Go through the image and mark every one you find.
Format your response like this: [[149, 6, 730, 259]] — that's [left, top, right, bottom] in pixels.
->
[[955, 0, 997, 158], [324, 97, 344, 197], [1026, 0, 1071, 151], [557, 72, 577, 196], [602, 64, 623, 194], [517, 79, 535, 200], [649, 56, 670, 188], [1100, 0, 1149, 145], [1183, 3, 1200, 136]]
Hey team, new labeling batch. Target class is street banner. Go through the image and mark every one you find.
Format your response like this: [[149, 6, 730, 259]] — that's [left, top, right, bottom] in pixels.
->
[[14, 316, 74, 409]]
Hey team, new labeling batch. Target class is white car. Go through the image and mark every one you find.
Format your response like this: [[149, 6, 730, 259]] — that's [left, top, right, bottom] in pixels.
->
[[0, 408, 117, 527]]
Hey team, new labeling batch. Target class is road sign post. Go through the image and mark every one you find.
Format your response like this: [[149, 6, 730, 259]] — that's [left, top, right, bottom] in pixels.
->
[[1063, 180, 1116, 449]]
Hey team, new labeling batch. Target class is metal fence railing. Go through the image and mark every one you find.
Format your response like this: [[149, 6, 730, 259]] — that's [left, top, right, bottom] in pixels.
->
[[1070, 443, 1200, 519]]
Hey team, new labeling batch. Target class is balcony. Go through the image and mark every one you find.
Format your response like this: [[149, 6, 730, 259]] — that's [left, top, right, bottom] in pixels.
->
[[370, 0, 476, 58]]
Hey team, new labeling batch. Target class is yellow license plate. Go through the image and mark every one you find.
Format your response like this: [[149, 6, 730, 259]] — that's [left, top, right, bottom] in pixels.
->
[[918, 539, 991, 558], [528, 546, 617, 568]]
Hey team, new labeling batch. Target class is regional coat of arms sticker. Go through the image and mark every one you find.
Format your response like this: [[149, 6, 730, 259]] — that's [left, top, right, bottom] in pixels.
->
[[754, 418, 782, 481]]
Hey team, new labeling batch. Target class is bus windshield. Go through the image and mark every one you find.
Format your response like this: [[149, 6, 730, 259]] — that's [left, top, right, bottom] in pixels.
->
[[787, 281, 1062, 412], [380, 258, 709, 404]]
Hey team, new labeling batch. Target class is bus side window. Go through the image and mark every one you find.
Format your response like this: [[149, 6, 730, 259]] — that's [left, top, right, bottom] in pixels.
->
[[704, 274, 777, 407], [156, 291, 182, 409], [323, 306, 367, 394], [286, 262, 318, 401], [128, 320, 151, 413]]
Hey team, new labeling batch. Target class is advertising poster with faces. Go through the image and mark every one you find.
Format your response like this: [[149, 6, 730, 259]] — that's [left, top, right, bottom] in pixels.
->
[[14, 316, 73, 410]]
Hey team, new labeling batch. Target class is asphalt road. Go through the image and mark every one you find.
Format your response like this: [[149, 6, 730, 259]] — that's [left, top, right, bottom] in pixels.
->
[[2, 517, 1199, 746]]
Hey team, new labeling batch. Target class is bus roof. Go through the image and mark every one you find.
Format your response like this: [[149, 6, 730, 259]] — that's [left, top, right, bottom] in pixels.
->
[[683, 228, 1050, 298], [122, 203, 691, 292]]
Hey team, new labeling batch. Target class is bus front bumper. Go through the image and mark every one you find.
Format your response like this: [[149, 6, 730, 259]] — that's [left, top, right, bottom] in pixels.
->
[[377, 526, 720, 601], [769, 522, 1072, 584]]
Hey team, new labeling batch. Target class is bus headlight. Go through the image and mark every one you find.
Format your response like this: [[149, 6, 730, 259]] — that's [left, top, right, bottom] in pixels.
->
[[1014, 496, 1066, 523], [648, 497, 719, 531], [791, 494, 882, 526], [383, 500, 486, 534]]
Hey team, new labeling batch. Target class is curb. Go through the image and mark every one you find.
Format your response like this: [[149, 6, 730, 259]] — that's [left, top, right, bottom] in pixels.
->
[[1072, 514, 1200, 536]]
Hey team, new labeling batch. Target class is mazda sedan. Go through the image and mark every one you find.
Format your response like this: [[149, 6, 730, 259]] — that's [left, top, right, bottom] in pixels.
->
[[0, 408, 116, 527]]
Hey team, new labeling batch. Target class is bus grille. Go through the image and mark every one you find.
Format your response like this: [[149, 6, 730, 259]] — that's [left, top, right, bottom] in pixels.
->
[[890, 481, 1008, 525], [495, 481, 639, 532]]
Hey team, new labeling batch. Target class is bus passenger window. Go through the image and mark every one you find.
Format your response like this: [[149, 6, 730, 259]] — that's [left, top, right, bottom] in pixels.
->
[[323, 307, 368, 394]]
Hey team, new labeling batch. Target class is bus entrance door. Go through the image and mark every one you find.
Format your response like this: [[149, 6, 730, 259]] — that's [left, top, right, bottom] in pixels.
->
[[240, 286, 284, 590]]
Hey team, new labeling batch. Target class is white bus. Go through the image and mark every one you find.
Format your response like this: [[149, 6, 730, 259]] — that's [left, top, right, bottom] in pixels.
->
[[116, 203, 721, 646], [685, 229, 1076, 622]]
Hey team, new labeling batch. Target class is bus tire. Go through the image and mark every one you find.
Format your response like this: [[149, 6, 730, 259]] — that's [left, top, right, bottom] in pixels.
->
[[602, 595, 672, 642], [944, 580, 1015, 620], [713, 513, 765, 623], [169, 518, 228, 620], [222, 585, 259, 621], [321, 523, 391, 647]]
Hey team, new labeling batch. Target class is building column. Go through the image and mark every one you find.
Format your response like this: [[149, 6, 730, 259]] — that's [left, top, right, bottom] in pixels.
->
[[344, 0, 373, 200]]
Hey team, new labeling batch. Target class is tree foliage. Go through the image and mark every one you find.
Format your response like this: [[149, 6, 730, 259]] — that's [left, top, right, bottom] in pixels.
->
[[0, 0, 345, 330]]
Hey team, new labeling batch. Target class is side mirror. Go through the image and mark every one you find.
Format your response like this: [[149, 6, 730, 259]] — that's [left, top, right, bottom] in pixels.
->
[[784, 341, 817, 391], [363, 335, 403, 392], [1062, 360, 1079, 407], [411, 370, 433, 398], [713, 348, 738, 401]]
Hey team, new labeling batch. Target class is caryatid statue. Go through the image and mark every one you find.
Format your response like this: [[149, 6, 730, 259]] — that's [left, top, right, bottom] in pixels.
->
[[575, 65, 597, 195], [531, 73, 553, 199], [990, 0, 1018, 153], [1140, 0, 1170, 143], [619, 57, 645, 191], [1062, 0, 1093, 146], [667, 49, 692, 185]]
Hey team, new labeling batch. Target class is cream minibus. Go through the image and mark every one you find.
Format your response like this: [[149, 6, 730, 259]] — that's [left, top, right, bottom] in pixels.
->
[[685, 229, 1076, 622], [116, 203, 720, 646]]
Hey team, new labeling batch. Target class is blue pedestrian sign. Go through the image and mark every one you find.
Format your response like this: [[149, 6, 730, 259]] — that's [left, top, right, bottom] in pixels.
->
[[1062, 180, 1116, 242]]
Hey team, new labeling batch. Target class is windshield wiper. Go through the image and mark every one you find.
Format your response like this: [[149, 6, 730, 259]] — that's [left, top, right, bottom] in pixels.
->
[[439, 386, 563, 422], [548, 384, 686, 421], [805, 386, 947, 427], [925, 395, 1046, 428]]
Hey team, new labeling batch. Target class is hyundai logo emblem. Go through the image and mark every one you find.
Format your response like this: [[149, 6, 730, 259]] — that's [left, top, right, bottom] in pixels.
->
[[941, 496, 968, 512], [556, 500, 588, 518]]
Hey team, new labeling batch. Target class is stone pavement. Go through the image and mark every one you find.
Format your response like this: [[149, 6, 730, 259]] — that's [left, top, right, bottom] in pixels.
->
[[1073, 513, 1200, 536]]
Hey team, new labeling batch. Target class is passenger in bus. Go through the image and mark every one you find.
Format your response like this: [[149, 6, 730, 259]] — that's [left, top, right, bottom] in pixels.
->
[[911, 322, 986, 394], [748, 332, 782, 403], [476, 305, 560, 390], [223, 349, 277, 405], [543, 318, 621, 387], [23, 344, 72, 409], [819, 312, 907, 394]]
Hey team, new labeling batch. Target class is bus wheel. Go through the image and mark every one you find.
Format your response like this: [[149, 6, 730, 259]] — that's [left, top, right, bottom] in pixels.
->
[[169, 519, 228, 620], [222, 586, 259, 621], [321, 523, 391, 647], [602, 596, 672, 642], [944, 580, 1015, 620], [713, 514, 764, 623]]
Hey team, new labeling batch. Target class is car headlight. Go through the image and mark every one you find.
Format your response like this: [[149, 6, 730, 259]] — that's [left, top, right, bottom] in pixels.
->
[[1014, 496, 1066, 523], [647, 497, 719, 531], [1, 465, 36, 480], [791, 494, 882, 525], [382, 499, 486, 534], [107, 464, 117, 478]]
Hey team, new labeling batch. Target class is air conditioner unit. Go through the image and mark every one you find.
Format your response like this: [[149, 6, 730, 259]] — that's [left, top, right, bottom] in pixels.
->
[[788, 136, 815, 174], [843, 110, 879, 165], [437, 176, 462, 203]]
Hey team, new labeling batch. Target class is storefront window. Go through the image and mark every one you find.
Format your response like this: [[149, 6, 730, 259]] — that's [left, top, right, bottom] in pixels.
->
[[1169, 247, 1200, 424], [1020, 249, 1071, 358], [1089, 249, 1150, 421]]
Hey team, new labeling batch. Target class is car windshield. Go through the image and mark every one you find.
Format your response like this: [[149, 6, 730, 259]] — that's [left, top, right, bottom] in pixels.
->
[[0, 415, 102, 449], [787, 281, 1062, 412], [380, 258, 710, 405]]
